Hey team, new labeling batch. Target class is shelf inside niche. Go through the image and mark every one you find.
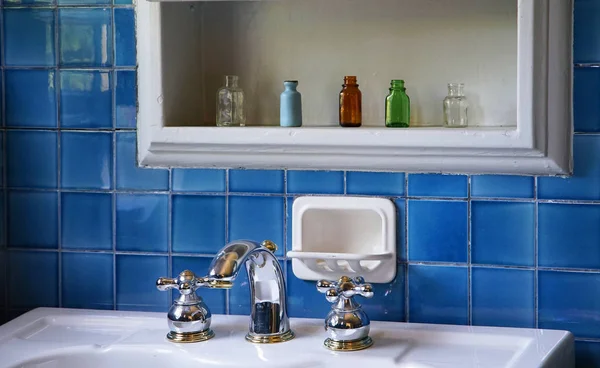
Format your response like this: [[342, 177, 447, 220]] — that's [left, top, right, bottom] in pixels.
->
[[161, 0, 518, 129]]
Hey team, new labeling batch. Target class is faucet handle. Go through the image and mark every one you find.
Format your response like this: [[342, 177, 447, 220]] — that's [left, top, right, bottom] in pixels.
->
[[316, 275, 374, 303], [156, 270, 215, 343], [317, 276, 374, 351], [157, 270, 209, 296]]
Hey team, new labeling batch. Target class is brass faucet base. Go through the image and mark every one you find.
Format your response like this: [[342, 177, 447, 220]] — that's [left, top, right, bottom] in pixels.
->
[[324, 336, 373, 351], [245, 330, 295, 344], [167, 329, 215, 343]]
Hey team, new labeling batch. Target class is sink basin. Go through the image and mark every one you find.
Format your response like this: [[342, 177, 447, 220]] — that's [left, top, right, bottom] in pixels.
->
[[0, 308, 574, 368]]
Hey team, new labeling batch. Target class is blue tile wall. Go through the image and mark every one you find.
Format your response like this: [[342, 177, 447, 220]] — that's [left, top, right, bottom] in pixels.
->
[[5, 70, 57, 128], [60, 71, 112, 128], [62, 253, 113, 309], [2, 0, 600, 366], [62, 193, 112, 250]]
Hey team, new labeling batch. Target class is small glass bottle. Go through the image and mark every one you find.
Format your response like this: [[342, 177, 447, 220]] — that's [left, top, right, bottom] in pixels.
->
[[216, 75, 245, 127], [443, 83, 468, 128], [339, 76, 362, 127], [280, 80, 302, 127], [385, 80, 410, 128]]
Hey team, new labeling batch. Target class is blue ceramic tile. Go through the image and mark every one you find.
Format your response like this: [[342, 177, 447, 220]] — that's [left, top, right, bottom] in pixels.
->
[[115, 71, 136, 128], [4, 9, 55, 66], [287, 170, 344, 194], [172, 257, 226, 314], [8, 251, 58, 308], [287, 262, 334, 318], [408, 200, 468, 263], [472, 268, 534, 328], [539, 271, 600, 338], [7, 130, 57, 188], [61, 193, 112, 250], [3, 0, 53, 5], [229, 196, 284, 256], [471, 175, 534, 198], [59, 0, 109, 5], [576, 341, 600, 368], [229, 170, 284, 193], [538, 135, 600, 200], [5, 70, 57, 128], [408, 174, 468, 198], [172, 196, 226, 254], [471, 201, 535, 266], [114, 8, 135, 66], [114, 0, 131, 4], [539, 203, 600, 269], [0, 197, 4, 249], [394, 199, 407, 262], [116, 132, 169, 190], [360, 266, 405, 322], [574, 0, 600, 64], [116, 194, 168, 252], [0, 253, 6, 308], [60, 71, 112, 128], [172, 169, 226, 192], [61, 132, 112, 189], [59, 9, 112, 67], [574, 68, 600, 133], [8, 191, 57, 249], [228, 261, 251, 315], [286, 197, 293, 251], [116, 255, 169, 312], [62, 253, 113, 309], [409, 265, 468, 325], [346, 172, 405, 196]]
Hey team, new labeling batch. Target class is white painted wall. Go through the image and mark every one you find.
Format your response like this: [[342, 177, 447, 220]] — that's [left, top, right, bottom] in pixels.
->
[[161, 0, 517, 128]]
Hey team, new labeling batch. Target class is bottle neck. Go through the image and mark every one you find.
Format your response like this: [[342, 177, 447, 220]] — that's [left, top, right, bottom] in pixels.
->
[[284, 81, 298, 91], [343, 76, 358, 87], [390, 80, 406, 92], [225, 76, 239, 88], [448, 84, 464, 97]]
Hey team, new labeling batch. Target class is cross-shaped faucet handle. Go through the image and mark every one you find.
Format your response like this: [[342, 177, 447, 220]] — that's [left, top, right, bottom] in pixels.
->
[[316, 276, 374, 303]]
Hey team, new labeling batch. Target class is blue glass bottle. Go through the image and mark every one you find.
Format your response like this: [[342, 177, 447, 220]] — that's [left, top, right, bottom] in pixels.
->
[[280, 80, 302, 127]]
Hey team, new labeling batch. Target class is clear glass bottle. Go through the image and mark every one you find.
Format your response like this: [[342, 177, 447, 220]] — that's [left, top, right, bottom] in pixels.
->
[[385, 80, 410, 128], [216, 75, 245, 127], [339, 76, 362, 127], [443, 83, 468, 128]]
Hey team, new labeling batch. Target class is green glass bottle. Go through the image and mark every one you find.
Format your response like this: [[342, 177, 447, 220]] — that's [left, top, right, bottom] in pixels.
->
[[385, 80, 410, 128]]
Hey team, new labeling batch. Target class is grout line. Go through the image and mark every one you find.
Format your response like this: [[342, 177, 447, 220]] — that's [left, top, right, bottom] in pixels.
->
[[54, 5, 63, 308], [1, 0, 8, 311], [7, 185, 600, 206], [574, 63, 600, 68], [467, 175, 472, 326], [404, 173, 410, 322], [343, 171, 347, 195], [0, 66, 136, 71], [283, 170, 288, 258], [224, 169, 230, 315], [534, 176, 539, 329], [112, 131, 118, 310], [167, 168, 173, 304], [2, 4, 134, 8], [1, 127, 136, 132]]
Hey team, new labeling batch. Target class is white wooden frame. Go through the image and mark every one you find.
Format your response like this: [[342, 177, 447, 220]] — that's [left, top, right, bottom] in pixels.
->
[[136, 0, 573, 175]]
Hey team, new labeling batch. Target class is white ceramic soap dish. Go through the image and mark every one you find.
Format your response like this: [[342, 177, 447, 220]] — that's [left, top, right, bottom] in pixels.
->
[[286, 196, 397, 283]]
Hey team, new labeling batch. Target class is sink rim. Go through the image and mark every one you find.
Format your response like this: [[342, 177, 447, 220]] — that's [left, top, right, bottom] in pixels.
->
[[0, 308, 574, 368]]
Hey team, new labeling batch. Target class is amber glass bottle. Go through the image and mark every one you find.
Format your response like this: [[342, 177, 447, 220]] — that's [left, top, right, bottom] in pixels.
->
[[339, 76, 362, 127]]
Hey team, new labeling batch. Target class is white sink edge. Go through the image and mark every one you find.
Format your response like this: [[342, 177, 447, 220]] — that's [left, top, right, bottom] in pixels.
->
[[0, 308, 575, 368]]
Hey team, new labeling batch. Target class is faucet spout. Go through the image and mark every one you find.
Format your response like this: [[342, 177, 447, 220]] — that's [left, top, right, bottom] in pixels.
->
[[204, 240, 294, 344]]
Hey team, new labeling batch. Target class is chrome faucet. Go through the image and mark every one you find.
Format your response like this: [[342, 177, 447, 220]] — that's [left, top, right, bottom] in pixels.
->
[[203, 239, 295, 344]]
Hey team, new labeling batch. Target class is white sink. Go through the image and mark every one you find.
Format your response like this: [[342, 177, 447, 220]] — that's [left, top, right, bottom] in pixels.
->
[[0, 308, 574, 368]]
